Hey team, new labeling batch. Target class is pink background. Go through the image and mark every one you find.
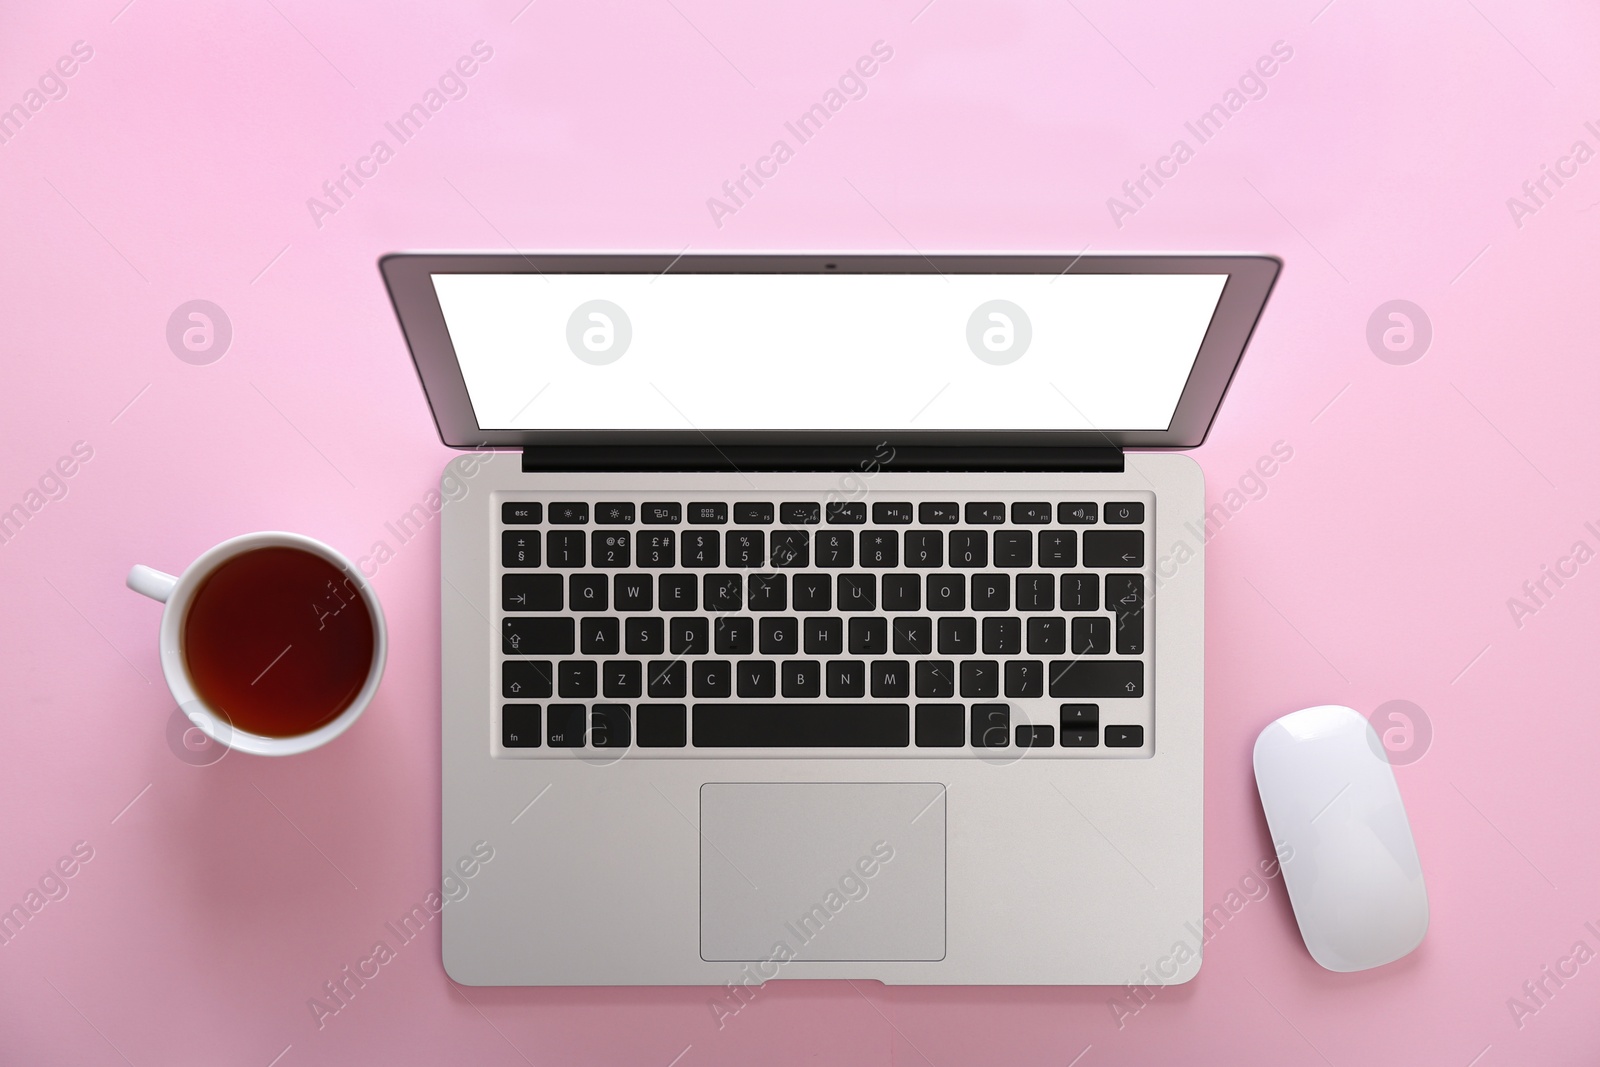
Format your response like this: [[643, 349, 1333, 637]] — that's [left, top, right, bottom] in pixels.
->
[[3, 0, 1598, 1062]]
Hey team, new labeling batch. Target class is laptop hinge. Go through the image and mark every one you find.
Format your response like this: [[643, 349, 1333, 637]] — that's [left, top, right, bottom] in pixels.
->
[[520, 445, 1124, 473]]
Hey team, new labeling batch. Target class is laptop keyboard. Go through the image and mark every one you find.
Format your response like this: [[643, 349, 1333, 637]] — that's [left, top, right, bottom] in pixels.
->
[[495, 493, 1153, 759]]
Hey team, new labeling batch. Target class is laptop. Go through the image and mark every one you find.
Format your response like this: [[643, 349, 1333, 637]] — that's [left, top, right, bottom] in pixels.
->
[[380, 252, 1280, 986]]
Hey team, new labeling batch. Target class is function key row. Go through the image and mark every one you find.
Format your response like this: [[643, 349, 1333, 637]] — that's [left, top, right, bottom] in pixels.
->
[[503, 501, 1145, 527]]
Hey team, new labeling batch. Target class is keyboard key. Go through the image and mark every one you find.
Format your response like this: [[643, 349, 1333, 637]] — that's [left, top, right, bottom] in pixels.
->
[[669, 617, 708, 655], [1105, 502, 1144, 525], [1038, 530, 1076, 568], [759, 616, 799, 655], [770, 530, 810, 568], [859, 530, 898, 567], [1071, 616, 1111, 654], [747, 573, 787, 611], [960, 660, 999, 698], [502, 531, 540, 568], [1005, 659, 1044, 697], [681, 531, 719, 567], [501, 502, 543, 525], [915, 704, 965, 747], [726, 530, 764, 567], [1016, 725, 1054, 748], [937, 617, 977, 655], [1106, 725, 1145, 747], [926, 574, 965, 611], [1107, 574, 1145, 655], [1061, 703, 1099, 729], [503, 618, 574, 655], [904, 530, 943, 567], [734, 502, 775, 524], [547, 704, 585, 746], [1016, 574, 1055, 612], [838, 574, 876, 611], [614, 574, 652, 611], [1049, 660, 1144, 698], [642, 502, 681, 524], [780, 502, 821, 525], [949, 531, 988, 567], [1058, 502, 1098, 524], [546, 530, 585, 567], [591, 530, 630, 567], [993, 531, 1033, 568], [626, 617, 664, 655], [638, 530, 675, 567], [1084, 530, 1144, 568], [503, 574, 560, 611], [1011, 502, 1051, 524], [704, 574, 742, 611], [549, 503, 588, 524], [592, 704, 631, 747], [659, 573, 697, 611], [972, 704, 1010, 748], [580, 617, 619, 655], [792, 574, 831, 611], [848, 617, 889, 655], [569, 573, 607, 611], [692, 704, 909, 747], [637, 704, 687, 746], [827, 660, 866, 697], [558, 661, 597, 697], [971, 574, 1009, 611], [804, 617, 843, 655], [881, 574, 920, 611], [692, 660, 732, 698], [873, 502, 914, 524], [982, 617, 1021, 655], [595, 502, 635, 525], [1027, 617, 1066, 655], [502, 660, 553, 699], [737, 660, 777, 698], [826, 501, 867, 524], [864, 660, 908, 698], [688, 502, 728, 524], [893, 617, 933, 655], [502, 704, 540, 747], [781, 660, 821, 697], [1062, 574, 1099, 612], [647, 660, 686, 697], [816, 531, 854, 567], [1061, 728, 1098, 748], [919, 502, 960, 524], [916, 660, 955, 698], [602, 659, 641, 697], [713, 616, 754, 655], [965, 502, 1005, 524]]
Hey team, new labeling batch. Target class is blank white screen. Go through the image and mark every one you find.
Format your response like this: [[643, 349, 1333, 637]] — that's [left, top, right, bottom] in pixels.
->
[[432, 272, 1227, 432]]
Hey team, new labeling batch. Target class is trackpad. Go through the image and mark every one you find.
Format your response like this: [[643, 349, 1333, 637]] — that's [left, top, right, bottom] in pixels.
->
[[700, 783, 945, 963]]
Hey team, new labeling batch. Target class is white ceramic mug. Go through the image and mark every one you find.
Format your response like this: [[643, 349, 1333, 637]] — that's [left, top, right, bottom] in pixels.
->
[[127, 532, 387, 756]]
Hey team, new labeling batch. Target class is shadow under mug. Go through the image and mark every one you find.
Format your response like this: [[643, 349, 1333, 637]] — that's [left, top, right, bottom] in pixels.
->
[[127, 531, 387, 757]]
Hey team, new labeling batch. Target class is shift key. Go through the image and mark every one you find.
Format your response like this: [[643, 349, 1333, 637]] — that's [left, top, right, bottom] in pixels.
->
[[1049, 660, 1143, 698], [1083, 530, 1143, 568]]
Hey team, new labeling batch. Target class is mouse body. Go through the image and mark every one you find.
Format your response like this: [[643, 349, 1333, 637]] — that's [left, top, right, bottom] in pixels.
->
[[1253, 705, 1429, 972]]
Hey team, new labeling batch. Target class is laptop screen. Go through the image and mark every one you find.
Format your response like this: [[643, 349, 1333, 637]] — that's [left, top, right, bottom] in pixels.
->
[[431, 272, 1228, 433]]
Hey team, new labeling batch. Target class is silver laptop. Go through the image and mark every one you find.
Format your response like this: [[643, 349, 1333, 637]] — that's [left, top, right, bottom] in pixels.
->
[[380, 252, 1279, 986]]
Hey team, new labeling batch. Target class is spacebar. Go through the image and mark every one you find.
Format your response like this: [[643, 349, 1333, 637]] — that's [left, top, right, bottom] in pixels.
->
[[692, 704, 910, 747]]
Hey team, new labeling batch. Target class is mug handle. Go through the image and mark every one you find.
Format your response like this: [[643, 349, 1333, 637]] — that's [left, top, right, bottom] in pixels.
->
[[127, 565, 178, 603]]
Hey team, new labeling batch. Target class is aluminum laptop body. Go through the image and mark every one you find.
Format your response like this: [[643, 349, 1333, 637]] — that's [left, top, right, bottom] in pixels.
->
[[381, 252, 1280, 986]]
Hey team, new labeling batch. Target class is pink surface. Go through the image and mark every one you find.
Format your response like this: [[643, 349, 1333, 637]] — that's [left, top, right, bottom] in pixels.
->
[[3, 0, 1598, 1062]]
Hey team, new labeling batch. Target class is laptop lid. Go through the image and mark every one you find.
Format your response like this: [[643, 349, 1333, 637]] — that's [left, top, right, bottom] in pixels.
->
[[380, 253, 1279, 454]]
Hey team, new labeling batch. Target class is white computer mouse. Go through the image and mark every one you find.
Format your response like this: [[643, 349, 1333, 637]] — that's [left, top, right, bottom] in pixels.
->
[[1253, 705, 1429, 972]]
